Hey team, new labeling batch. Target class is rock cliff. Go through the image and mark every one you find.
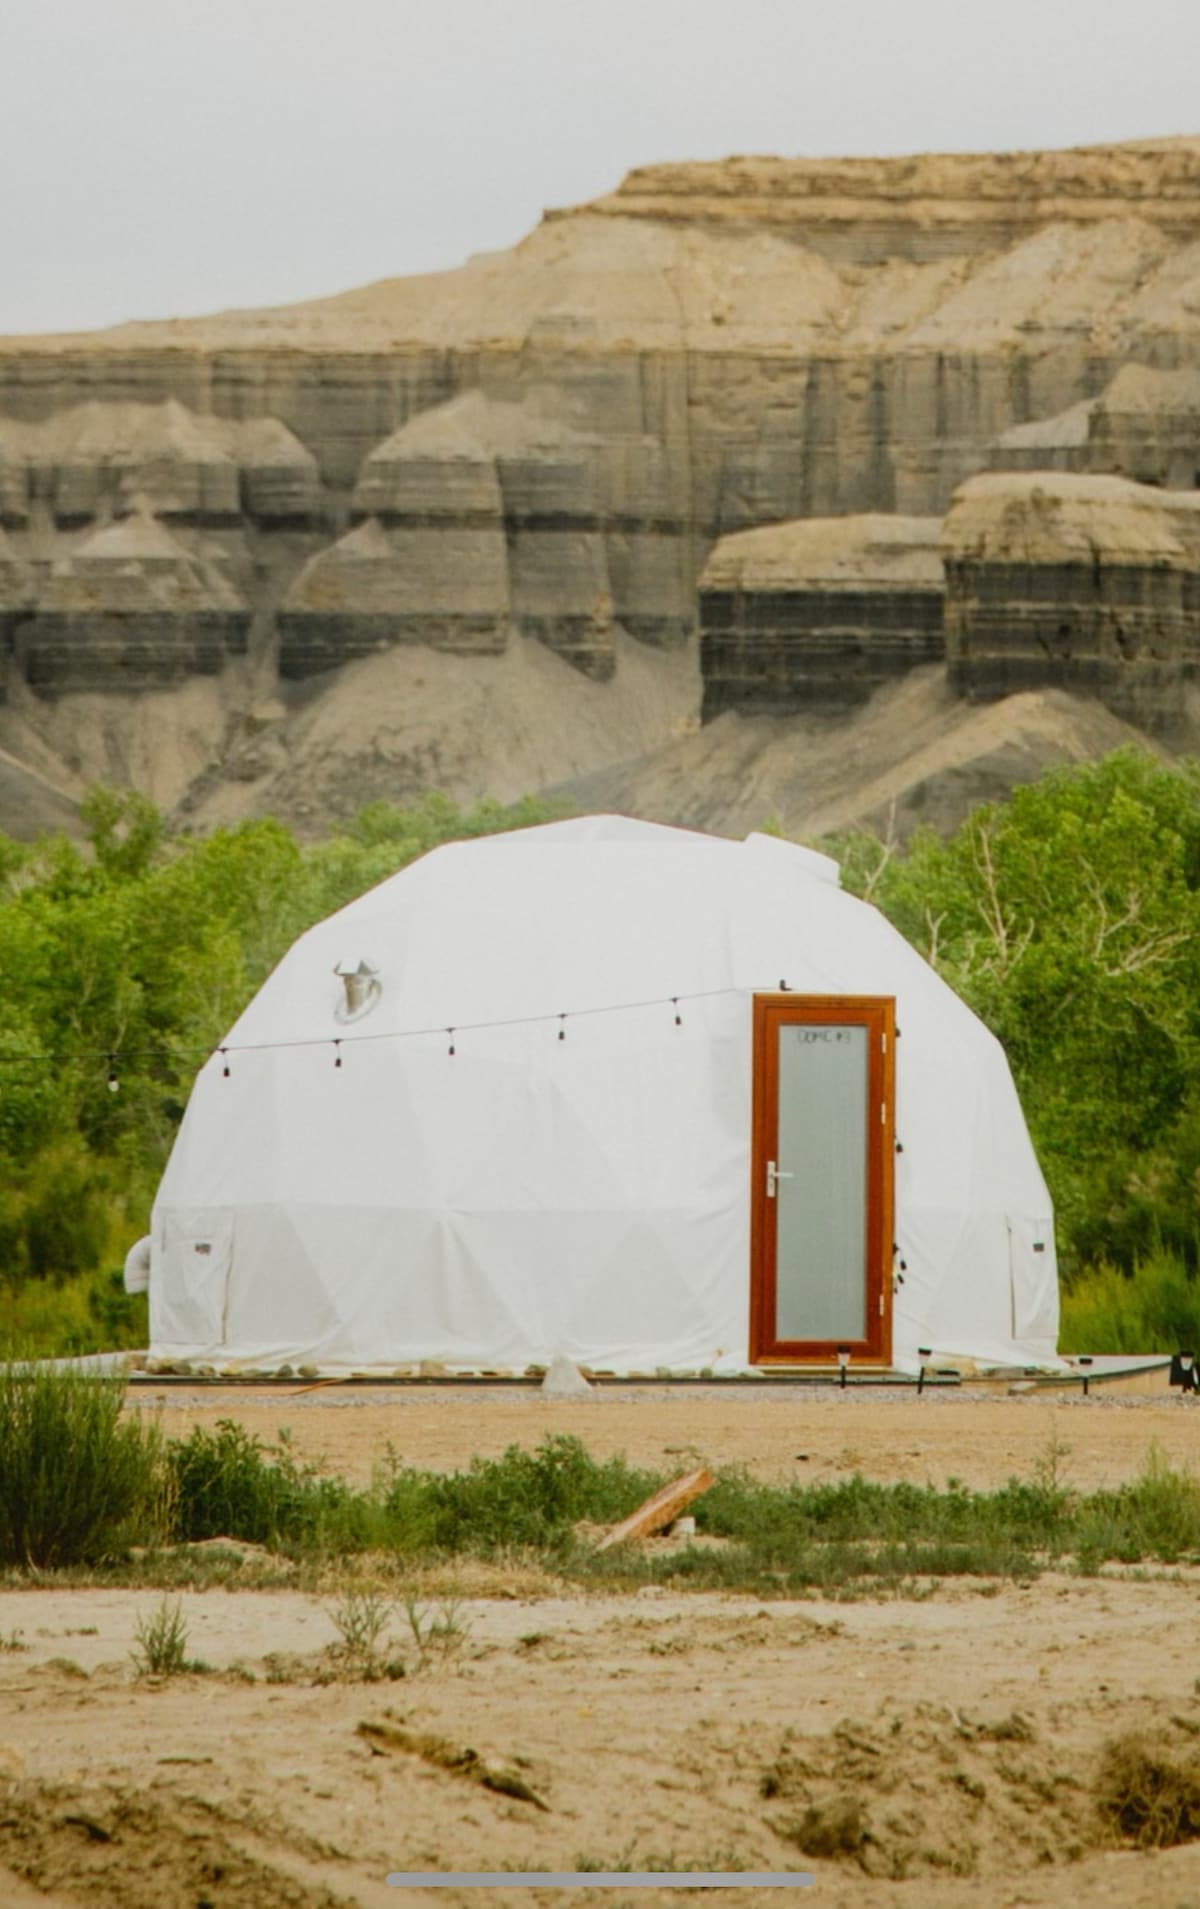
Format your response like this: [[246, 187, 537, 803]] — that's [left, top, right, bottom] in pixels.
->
[[17, 514, 249, 696], [699, 515, 944, 717], [989, 363, 1200, 489], [941, 473, 1200, 731], [0, 137, 1199, 837]]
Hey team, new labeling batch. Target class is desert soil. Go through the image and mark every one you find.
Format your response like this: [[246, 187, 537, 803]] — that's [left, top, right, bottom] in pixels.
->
[[129, 1377, 1197, 1492], [3, 1385, 1200, 1908]]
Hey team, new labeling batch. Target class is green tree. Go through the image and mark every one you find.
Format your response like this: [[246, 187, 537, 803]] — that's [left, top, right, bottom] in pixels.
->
[[837, 749, 1200, 1272], [0, 788, 566, 1318]]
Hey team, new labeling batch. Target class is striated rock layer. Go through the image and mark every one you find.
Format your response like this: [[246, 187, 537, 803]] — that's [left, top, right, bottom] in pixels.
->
[[990, 363, 1200, 490], [17, 515, 250, 696], [568, 142, 1200, 261], [279, 515, 511, 677], [941, 473, 1200, 732], [5, 138, 1200, 529], [0, 138, 1199, 821], [699, 515, 944, 716], [0, 526, 32, 702], [0, 401, 320, 529]]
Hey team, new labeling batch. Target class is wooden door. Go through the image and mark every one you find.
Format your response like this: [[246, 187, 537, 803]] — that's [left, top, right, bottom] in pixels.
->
[[750, 994, 895, 1365]]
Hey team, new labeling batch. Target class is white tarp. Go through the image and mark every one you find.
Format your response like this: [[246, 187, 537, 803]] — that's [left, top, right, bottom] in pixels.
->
[[149, 816, 1060, 1373]]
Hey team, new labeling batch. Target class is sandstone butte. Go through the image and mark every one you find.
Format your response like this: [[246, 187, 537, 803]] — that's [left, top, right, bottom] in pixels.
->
[[1, 136, 1199, 843]]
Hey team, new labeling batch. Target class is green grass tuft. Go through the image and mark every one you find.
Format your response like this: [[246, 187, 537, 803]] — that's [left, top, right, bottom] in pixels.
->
[[0, 1361, 165, 1568], [131, 1595, 191, 1676]]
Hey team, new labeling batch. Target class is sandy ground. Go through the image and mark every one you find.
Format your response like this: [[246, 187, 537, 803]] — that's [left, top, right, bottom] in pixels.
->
[[5, 1386, 1200, 1907], [126, 1379, 1200, 1493]]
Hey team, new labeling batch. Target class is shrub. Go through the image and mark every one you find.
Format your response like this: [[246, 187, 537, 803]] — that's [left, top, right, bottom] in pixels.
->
[[131, 1596, 190, 1676], [168, 1419, 383, 1552], [693, 1467, 1069, 1583], [1059, 1250, 1200, 1355], [1075, 1446, 1200, 1566], [386, 1435, 662, 1555], [0, 1363, 165, 1567], [0, 1144, 119, 1288], [401, 1593, 470, 1667], [1096, 1734, 1200, 1847], [328, 1587, 394, 1676], [1, 1266, 147, 1360]]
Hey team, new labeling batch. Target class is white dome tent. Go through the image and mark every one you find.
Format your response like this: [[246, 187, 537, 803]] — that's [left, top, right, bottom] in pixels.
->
[[144, 816, 1060, 1376]]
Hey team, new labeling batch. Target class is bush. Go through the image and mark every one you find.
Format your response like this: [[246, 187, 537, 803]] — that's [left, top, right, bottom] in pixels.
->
[[1, 1267, 147, 1360], [131, 1595, 190, 1676], [0, 1143, 119, 1287], [1059, 1250, 1200, 1354], [168, 1428, 659, 1560], [836, 749, 1200, 1279], [168, 1419, 383, 1552], [386, 1434, 662, 1555], [0, 1363, 165, 1567], [1096, 1734, 1200, 1847], [1075, 1447, 1200, 1566]]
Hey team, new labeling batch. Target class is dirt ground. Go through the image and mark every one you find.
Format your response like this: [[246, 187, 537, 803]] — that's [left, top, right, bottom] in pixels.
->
[[5, 1385, 1200, 1908], [127, 1377, 1198, 1493]]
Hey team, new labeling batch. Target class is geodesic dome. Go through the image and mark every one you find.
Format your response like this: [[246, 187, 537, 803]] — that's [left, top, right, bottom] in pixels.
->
[[147, 816, 1058, 1375]]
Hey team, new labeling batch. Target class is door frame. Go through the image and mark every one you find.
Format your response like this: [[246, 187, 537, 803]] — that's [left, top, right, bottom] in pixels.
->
[[749, 993, 896, 1366]]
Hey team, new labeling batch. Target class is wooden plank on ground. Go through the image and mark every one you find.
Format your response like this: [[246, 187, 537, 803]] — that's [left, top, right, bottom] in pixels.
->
[[595, 1465, 715, 1552]]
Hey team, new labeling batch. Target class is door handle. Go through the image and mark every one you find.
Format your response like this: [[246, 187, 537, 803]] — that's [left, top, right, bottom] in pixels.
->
[[766, 1160, 794, 1198]]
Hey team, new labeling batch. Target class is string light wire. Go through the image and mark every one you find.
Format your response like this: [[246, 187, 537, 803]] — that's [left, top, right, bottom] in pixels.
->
[[0, 983, 770, 1079]]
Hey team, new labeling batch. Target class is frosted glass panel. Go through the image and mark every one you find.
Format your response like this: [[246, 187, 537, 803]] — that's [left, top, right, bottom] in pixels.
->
[[775, 1023, 867, 1342]]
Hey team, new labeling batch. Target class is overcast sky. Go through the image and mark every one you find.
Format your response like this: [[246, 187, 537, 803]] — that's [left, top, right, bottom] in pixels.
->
[[2, 0, 1199, 335]]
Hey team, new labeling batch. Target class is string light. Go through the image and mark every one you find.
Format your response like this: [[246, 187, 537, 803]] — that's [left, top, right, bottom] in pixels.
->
[[0, 984, 844, 1081]]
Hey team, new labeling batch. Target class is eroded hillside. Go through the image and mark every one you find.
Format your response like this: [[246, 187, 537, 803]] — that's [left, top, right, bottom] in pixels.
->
[[2, 136, 1200, 839]]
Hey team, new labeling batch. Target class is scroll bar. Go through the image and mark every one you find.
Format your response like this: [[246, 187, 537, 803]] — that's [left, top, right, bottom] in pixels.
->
[[387, 1874, 813, 1889]]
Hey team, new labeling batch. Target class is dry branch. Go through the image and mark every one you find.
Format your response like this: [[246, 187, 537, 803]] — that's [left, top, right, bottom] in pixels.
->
[[357, 1719, 549, 1810]]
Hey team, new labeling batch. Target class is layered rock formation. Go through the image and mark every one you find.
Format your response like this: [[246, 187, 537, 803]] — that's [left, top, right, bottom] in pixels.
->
[[0, 138, 1198, 832], [280, 399, 509, 676], [17, 515, 250, 695], [279, 514, 510, 677], [281, 391, 617, 679], [0, 400, 235, 526], [941, 473, 1200, 730], [478, 398, 613, 679], [0, 401, 318, 699], [0, 401, 320, 529], [699, 515, 944, 717], [7, 138, 1200, 525], [570, 142, 1200, 260], [236, 419, 323, 525], [0, 527, 32, 701], [990, 364, 1200, 490]]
